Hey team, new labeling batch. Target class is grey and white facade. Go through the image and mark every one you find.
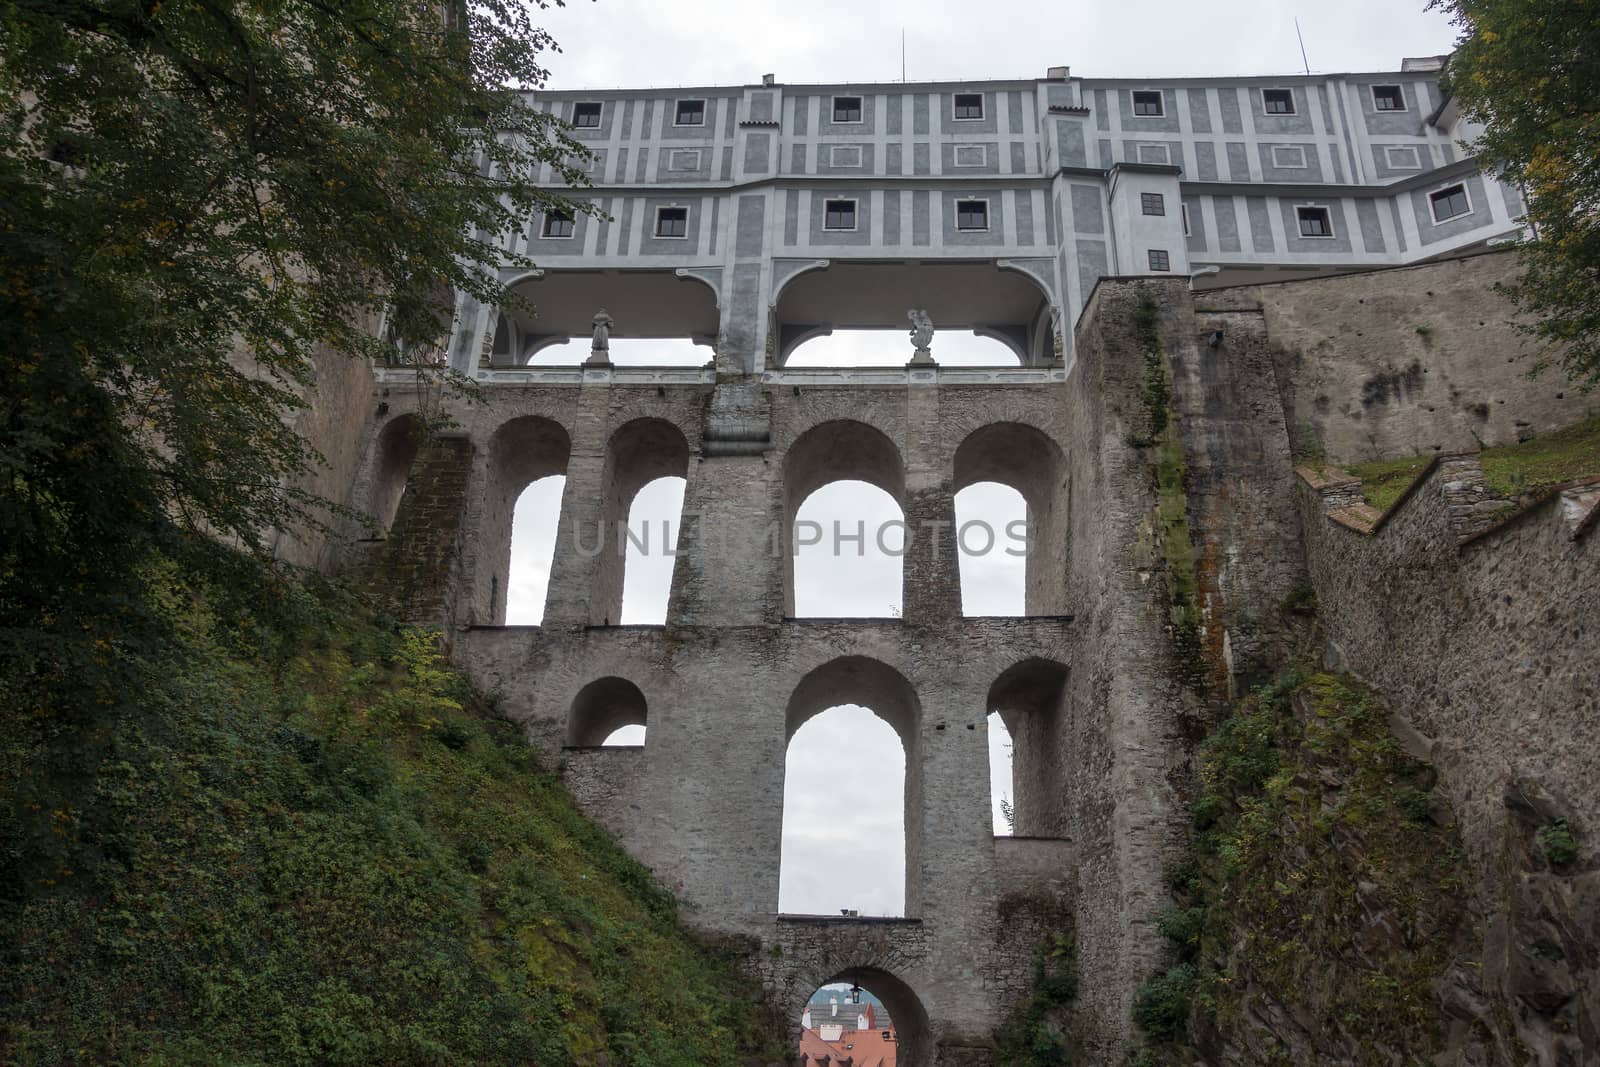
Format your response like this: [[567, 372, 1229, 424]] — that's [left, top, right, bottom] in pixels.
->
[[445, 56, 1522, 375]]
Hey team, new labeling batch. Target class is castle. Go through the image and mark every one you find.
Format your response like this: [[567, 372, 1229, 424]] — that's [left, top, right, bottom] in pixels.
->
[[310, 57, 1598, 1064]]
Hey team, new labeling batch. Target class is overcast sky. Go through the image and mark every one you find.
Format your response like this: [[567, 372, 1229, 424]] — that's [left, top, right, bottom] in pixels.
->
[[498, 0, 1460, 938], [531, 0, 1459, 90]]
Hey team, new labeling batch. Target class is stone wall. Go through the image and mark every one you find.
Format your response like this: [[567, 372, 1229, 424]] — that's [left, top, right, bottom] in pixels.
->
[[1299, 457, 1600, 1062], [1204, 251, 1586, 467]]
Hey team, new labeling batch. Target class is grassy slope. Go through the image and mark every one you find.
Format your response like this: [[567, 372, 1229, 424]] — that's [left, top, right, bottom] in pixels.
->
[[1, 580, 778, 1065], [1345, 411, 1600, 512]]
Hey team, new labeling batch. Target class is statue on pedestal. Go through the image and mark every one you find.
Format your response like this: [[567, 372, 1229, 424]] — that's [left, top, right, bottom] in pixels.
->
[[586, 308, 614, 366], [907, 309, 935, 366]]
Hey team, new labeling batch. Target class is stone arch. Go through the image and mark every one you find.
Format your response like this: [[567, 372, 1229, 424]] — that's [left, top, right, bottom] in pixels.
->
[[954, 422, 1069, 615], [988, 657, 1069, 837], [477, 415, 572, 624], [365, 413, 426, 535], [782, 420, 907, 617], [783, 657, 923, 915], [793, 967, 933, 1066], [566, 676, 648, 747], [588, 417, 691, 625]]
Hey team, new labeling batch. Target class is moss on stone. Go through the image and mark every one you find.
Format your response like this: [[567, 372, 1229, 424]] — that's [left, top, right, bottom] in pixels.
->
[[1343, 454, 1433, 513], [1133, 671, 1469, 1063], [1479, 411, 1600, 499]]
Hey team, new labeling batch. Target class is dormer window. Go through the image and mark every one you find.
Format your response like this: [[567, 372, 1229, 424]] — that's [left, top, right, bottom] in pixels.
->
[[573, 102, 602, 128], [953, 93, 984, 120], [832, 95, 863, 123], [674, 99, 705, 126]]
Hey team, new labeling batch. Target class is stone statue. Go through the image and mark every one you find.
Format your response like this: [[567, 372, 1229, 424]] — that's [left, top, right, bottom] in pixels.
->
[[907, 309, 935, 365], [586, 308, 613, 366]]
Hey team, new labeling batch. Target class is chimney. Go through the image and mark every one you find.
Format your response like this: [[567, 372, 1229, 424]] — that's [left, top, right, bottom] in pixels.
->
[[1047, 65, 1070, 81], [762, 73, 776, 87], [831, 996, 839, 1017]]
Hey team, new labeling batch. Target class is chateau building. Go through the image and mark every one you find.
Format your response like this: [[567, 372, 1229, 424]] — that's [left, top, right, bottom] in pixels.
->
[[442, 55, 1522, 376]]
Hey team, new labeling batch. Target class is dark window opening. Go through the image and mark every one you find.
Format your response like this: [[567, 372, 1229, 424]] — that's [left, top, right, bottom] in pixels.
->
[[1132, 90, 1164, 117], [1297, 205, 1333, 237], [833, 96, 863, 123], [1148, 249, 1171, 272], [1140, 192, 1165, 216], [1372, 84, 1405, 111], [573, 102, 602, 128], [953, 93, 984, 120], [823, 198, 858, 230], [542, 210, 575, 238], [1262, 88, 1295, 115], [1430, 183, 1471, 222], [655, 207, 689, 237], [674, 99, 705, 126], [956, 200, 989, 231]]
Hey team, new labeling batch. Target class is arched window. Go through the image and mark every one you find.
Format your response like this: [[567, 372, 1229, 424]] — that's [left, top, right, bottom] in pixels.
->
[[988, 658, 1069, 837], [488, 268, 719, 367], [505, 475, 565, 624], [954, 482, 1028, 616], [783, 421, 907, 619], [619, 475, 686, 624], [480, 416, 571, 625], [793, 969, 932, 1067], [567, 677, 648, 747], [988, 710, 1015, 836], [364, 414, 425, 536], [954, 423, 1068, 616], [780, 658, 921, 917], [590, 418, 690, 626]]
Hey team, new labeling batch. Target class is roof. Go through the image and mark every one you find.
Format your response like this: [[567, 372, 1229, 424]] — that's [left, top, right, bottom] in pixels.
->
[[797, 1025, 898, 1067]]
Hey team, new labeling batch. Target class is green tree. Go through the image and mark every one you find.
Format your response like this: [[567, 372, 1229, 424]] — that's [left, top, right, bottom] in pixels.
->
[[0, 3, 584, 728], [1430, 0, 1600, 388]]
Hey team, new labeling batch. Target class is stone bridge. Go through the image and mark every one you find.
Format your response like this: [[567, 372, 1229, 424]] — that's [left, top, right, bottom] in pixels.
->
[[355, 360, 1089, 1060]]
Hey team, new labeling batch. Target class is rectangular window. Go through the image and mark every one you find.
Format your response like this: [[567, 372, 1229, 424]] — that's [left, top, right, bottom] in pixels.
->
[[1262, 88, 1295, 115], [1136, 143, 1170, 165], [956, 199, 989, 231], [953, 144, 987, 167], [1148, 249, 1171, 272], [1372, 84, 1406, 112], [667, 149, 702, 171], [1271, 145, 1308, 169], [654, 206, 689, 237], [674, 99, 705, 126], [542, 210, 575, 239], [1132, 90, 1164, 117], [953, 93, 984, 120], [1296, 205, 1334, 238], [573, 102, 602, 128], [1429, 183, 1472, 222], [829, 144, 863, 168], [823, 198, 858, 231], [1385, 145, 1421, 169], [832, 96, 863, 123], [1140, 192, 1165, 216]]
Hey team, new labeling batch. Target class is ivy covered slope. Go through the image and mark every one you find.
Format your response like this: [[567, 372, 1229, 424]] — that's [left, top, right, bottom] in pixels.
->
[[1134, 672, 1471, 1064], [0, 575, 778, 1065]]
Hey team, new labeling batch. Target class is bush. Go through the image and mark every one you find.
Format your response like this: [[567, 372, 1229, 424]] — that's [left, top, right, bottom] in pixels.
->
[[1536, 819, 1579, 869], [1132, 964, 1195, 1043]]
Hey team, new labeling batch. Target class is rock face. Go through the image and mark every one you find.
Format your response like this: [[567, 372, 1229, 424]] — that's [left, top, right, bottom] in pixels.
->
[[338, 253, 1600, 1061]]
